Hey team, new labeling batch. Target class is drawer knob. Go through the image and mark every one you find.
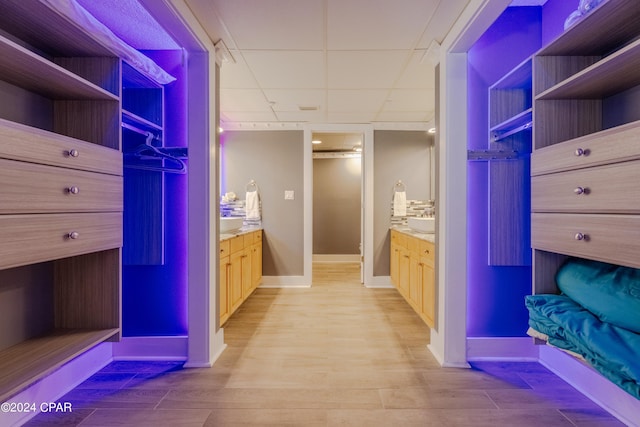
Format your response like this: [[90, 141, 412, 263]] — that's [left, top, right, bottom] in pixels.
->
[[67, 186, 80, 195], [574, 232, 585, 241], [574, 186, 585, 195], [67, 149, 80, 158], [424, 249, 430, 254], [574, 148, 584, 157], [67, 231, 80, 240]]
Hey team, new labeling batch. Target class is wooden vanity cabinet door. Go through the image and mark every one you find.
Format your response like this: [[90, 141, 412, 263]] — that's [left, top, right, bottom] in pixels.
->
[[219, 255, 231, 325]]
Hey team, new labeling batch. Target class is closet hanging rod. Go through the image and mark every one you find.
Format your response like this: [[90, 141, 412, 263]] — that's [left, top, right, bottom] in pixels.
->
[[122, 122, 161, 140]]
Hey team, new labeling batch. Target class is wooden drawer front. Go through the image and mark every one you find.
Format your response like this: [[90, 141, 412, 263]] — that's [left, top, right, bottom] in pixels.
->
[[0, 117, 122, 175], [219, 239, 230, 258], [0, 158, 122, 214], [243, 232, 254, 248], [230, 235, 244, 254], [407, 235, 419, 253], [0, 212, 122, 270], [419, 240, 435, 265], [532, 161, 640, 214], [532, 121, 640, 176], [531, 213, 640, 269], [391, 230, 407, 248], [253, 230, 262, 244]]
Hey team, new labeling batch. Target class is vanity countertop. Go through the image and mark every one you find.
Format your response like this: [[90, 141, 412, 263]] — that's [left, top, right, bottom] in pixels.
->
[[220, 226, 262, 242], [391, 225, 435, 243]]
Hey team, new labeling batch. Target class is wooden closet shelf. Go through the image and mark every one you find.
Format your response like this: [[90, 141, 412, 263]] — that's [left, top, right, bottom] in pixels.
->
[[539, 0, 640, 56], [0, 34, 117, 101], [537, 38, 640, 100], [0, 328, 119, 402]]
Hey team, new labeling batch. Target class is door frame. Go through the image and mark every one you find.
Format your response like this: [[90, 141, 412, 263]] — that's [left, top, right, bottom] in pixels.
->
[[303, 124, 374, 286]]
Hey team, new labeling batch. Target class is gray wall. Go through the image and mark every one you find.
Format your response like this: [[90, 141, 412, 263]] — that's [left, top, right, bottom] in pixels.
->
[[221, 130, 304, 276], [373, 130, 433, 276], [313, 157, 361, 254]]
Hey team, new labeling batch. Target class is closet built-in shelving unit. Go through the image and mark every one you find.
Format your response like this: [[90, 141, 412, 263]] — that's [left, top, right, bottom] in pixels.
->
[[531, 0, 640, 294], [0, 1, 122, 402], [122, 62, 165, 266], [482, 56, 533, 266]]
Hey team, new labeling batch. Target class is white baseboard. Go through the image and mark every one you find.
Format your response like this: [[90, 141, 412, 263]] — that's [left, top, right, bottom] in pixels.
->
[[112, 336, 188, 361], [366, 275, 394, 288], [539, 346, 640, 427], [1, 343, 112, 427], [467, 337, 539, 361], [259, 276, 311, 288], [184, 329, 227, 368], [312, 254, 360, 263]]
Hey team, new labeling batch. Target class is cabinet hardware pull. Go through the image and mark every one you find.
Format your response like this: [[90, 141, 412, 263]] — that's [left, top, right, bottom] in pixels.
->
[[574, 232, 585, 241], [67, 186, 80, 194], [424, 249, 430, 254], [574, 186, 585, 195], [67, 149, 79, 158], [574, 148, 584, 157], [67, 231, 79, 240]]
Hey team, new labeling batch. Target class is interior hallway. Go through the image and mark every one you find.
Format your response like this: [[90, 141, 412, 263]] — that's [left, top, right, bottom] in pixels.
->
[[25, 263, 623, 426]]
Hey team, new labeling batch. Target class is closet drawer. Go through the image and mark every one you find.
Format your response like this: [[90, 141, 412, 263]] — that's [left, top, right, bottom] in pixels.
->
[[0, 158, 122, 213], [531, 213, 640, 269], [532, 160, 640, 214], [0, 117, 121, 176], [0, 212, 122, 270], [532, 120, 640, 176]]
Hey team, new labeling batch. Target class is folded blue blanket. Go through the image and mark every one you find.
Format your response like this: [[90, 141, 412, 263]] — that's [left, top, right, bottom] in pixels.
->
[[556, 257, 640, 333], [526, 294, 640, 399]]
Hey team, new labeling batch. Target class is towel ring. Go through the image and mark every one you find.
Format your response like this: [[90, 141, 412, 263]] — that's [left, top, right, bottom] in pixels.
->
[[245, 179, 259, 192], [394, 180, 406, 192]]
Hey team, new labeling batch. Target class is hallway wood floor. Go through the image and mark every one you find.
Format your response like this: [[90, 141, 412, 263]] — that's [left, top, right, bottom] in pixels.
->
[[25, 263, 624, 426]]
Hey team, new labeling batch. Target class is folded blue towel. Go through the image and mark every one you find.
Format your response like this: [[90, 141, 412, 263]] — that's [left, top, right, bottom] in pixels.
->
[[526, 294, 640, 399]]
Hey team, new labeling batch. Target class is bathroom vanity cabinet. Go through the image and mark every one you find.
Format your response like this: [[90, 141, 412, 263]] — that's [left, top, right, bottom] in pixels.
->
[[390, 229, 435, 328], [220, 229, 263, 325]]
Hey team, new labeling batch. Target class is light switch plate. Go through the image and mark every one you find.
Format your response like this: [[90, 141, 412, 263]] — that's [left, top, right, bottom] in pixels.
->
[[284, 190, 294, 200]]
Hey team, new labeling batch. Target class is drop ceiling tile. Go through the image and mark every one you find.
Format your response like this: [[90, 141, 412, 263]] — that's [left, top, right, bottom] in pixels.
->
[[220, 51, 260, 89], [221, 111, 278, 122], [417, 0, 471, 48], [212, 0, 324, 50], [375, 111, 431, 122], [274, 110, 326, 122], [243, 50, 325, 89], [262, 89, 325, 112], [327, 111, 377, 123], [328, 50, 409, 89], [394, 50, 436, 89], [328, 89, 388, 112], [384, 89, 435, 111], [327, 0, 438, 50], [220, 89, 270, 111]]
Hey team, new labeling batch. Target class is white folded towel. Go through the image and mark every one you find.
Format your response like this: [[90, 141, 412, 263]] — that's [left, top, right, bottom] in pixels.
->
[[393, 191, 407, 217], [245, 191, 260, 220]]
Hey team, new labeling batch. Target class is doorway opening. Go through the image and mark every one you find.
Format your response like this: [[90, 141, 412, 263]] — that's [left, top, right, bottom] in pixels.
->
[[311, 132, 363, 282]]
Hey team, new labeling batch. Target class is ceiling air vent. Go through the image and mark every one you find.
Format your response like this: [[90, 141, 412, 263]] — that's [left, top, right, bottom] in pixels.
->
[[298, 105, 319, 111]]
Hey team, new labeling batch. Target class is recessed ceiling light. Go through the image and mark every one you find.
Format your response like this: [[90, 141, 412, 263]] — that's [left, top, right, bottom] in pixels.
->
[[312, 140, 322, 144]]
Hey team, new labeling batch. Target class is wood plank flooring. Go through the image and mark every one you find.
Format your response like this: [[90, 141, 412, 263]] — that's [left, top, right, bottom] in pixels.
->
[[24, 263, 624, 426]]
